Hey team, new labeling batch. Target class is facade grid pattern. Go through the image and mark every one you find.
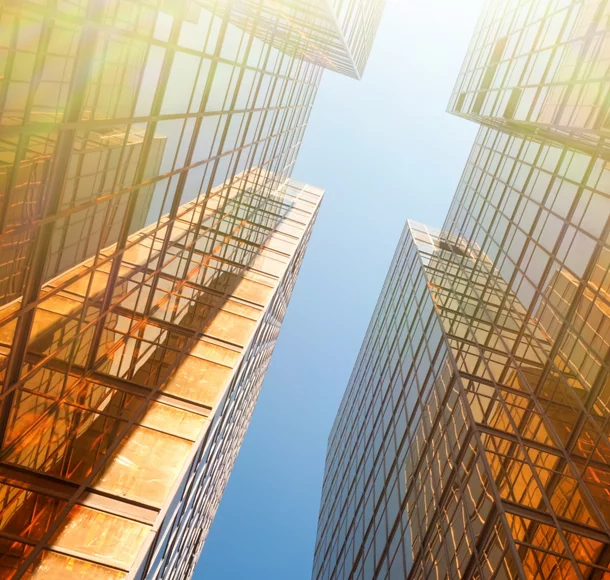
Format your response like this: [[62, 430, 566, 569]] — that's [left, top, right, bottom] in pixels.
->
[[314, 214, 610, 580], [448, 0, 610, 154], [196, 0, 386, 79], [0, 0, 388, 575], [314, 0, 610, 579]]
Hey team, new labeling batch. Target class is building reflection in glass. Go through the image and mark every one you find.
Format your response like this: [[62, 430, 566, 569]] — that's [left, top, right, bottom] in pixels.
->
[[0, 167, 324, 579], [0, 0, 391, 575], [313, 217, 610, 579], [449, 0, 610, 154]]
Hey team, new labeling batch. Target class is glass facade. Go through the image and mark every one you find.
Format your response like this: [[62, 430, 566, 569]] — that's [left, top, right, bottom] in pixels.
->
[[0, 166, 322, 579], [314, 213, 610, 580], [0, 0, 384, 578], [314, 0, 610, 579], [448, 0, 610, 153], [134, 177, 325, 580], [199, 0, 386, 79]]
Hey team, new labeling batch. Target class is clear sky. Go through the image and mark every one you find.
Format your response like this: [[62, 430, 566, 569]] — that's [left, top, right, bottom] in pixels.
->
[[195, 0, 484, 578]]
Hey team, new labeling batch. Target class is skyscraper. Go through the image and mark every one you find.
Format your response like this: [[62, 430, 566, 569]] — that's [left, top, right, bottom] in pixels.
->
[[0, 129, 166, 307], [447, 0, 610, 152], [198, 0, 386, 79], [0, 0, 384, 578], [313, 1, 610, 578], [314, 216, 610, 579]]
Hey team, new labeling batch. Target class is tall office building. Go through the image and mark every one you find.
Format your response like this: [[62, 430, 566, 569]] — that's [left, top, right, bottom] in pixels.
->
[[199, 0, 386, 78], [314, 0, 610, 578], [0, 130, 166, 307], [0, 0, 384, 578], [447, 0, 610, 152], [314, 215, 610, 579]]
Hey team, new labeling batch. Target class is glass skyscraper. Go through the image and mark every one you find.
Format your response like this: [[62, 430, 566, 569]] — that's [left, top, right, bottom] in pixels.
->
[[0, 0, 384, 578], [198, 0, 386, 79], [448, 0, 610, 152], [313, 0, 610, 579]]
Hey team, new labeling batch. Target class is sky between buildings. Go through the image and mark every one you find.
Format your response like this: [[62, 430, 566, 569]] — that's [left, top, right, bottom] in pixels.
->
[[196, 0, 485, 577]]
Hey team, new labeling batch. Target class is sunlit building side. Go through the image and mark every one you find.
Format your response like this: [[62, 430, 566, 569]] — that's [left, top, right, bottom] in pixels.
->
[[313, 0, 610, 577], [0, 166, 322, 579], [313, 212, 610, 579], [448, 0, 610, 154], [198, 0, 386, 79], [0, 0, 389, 576]]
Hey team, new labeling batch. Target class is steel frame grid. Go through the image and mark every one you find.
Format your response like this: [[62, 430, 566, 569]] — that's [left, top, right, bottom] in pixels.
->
[[312, 220, 610, 580], [137, 197, 322, 579], [313, 1, 610, 576], [447, 0, 610, 157], [0, 169, 323, 578], [195, 0, 386, 79], [442, 127, 610, 576], [0, 0, 334, 577]]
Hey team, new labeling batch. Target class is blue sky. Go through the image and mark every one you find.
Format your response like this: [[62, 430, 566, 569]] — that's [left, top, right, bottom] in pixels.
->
[[196, 0, 483, 577]]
